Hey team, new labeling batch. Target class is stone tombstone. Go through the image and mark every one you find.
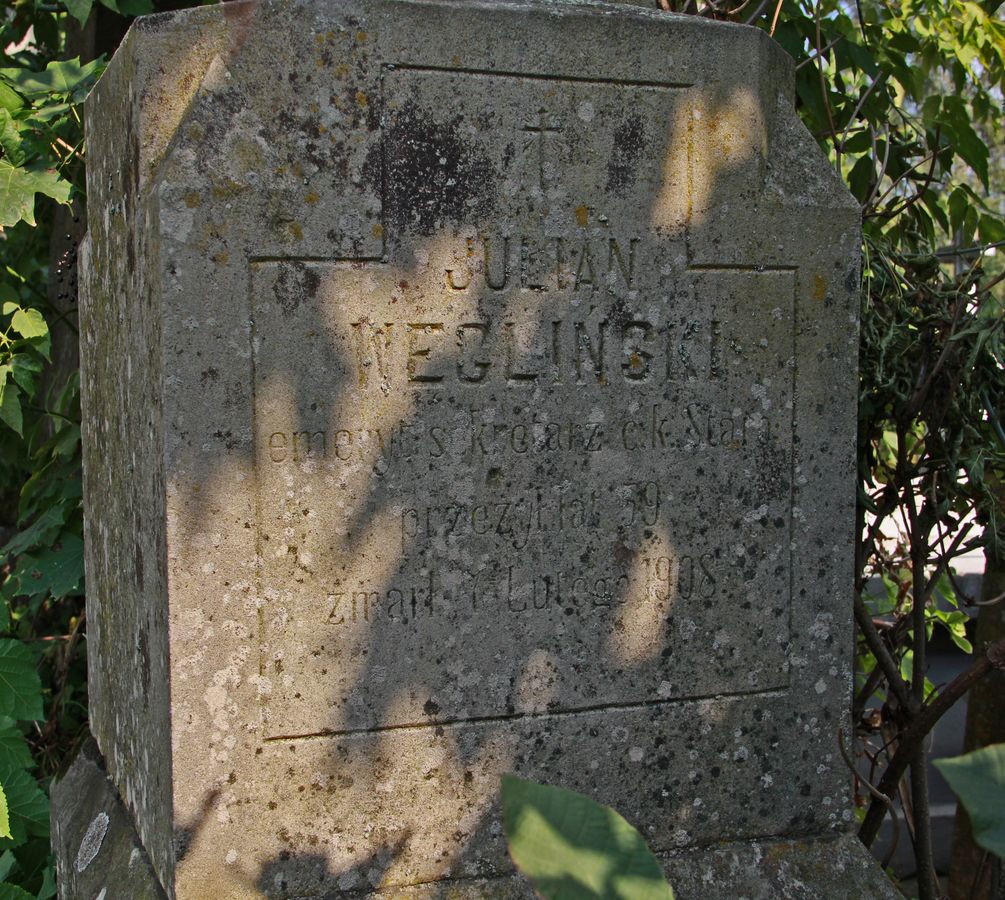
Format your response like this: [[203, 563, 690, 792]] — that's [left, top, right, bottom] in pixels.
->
[[60, 0, 894, 896]]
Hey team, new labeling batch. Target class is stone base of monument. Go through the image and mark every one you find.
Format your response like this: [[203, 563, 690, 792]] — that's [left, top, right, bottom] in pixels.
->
[[53, 737, 897, 900], [51, 739, 166, 900]]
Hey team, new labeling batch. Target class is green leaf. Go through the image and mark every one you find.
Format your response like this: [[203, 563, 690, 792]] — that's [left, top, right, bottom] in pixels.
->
[[0, 161, 71, 228], [0, 84, 22, 117], [502, 776, 674, 900], [8, 308, 50, 361], [979, 214, 1005, 244], [25, 103, 71, 125], [0, 384, 22, 438], [36, 863, 56, 900], [64, 0, 95, 25], [98, 0, 154, 15], [0, 768, 48, 847], [0, 719, 33, 781], [0, 111, 24, 169], [0, 786, 9, 841], [848, 156, 874, 204], [0, 643, 42, 723], [1, 503, 69, 560], [943, 97, 991, 187], [935, 744, 1005, 860], [9, 355, 41, 395], [0, 883, 35, 900], [0, 850, 15, 882], [27, 534, 84, 597], [10, 308, 47, 342], [0, 58, 102, 102]]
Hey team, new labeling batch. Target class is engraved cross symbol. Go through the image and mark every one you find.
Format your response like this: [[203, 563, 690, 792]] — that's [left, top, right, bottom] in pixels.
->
[[522, 107, 563, 190]]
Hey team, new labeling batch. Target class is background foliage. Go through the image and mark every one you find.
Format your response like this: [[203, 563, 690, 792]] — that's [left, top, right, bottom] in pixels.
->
[[0, 1, 141, 892], [0, 0, 1002, 897]]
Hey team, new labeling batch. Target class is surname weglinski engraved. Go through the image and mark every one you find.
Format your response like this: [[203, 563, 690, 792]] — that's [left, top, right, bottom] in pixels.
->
[[521, 106, 563, 190]]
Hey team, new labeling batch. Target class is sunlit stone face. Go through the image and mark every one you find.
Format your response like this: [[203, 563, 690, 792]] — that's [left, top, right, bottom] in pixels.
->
[[78, 2, 865, 895]]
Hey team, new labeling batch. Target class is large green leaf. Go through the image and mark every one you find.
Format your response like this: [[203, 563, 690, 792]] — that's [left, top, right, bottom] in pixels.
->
[[0, 883, 35, 900], [0, 58, 102, 102], [0, 769, 47, 847], [935, 744, 1005, 860], [0, 504, 68, 561], [0, 720, 33, 781], [0, 382, 22, 439], [0, 161, 71, 228], [0, 84, 22, 117], [0, 644, 42, 724], [63, 0, 95, 26], [0, 111, 24, 168], [8, 309, 46, 342], [26, 534, 84, 597], [502, 776, 674, 900], [8, 355, 41, 396]]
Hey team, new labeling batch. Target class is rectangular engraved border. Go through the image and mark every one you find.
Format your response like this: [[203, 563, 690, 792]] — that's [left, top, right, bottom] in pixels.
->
[[247, 66, 799, 742]]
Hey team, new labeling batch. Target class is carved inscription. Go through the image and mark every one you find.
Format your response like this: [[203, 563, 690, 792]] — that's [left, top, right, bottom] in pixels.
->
[[347, 315, 735, 388], [324, 551, 718, 627], [445, 235, 638, 293], [250, 67, 795, 737], [266, 403, 772, 467]]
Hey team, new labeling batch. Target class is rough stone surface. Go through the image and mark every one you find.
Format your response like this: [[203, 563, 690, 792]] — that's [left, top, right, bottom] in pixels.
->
[[73, 0, 883, 896], [51, 740, 167, 900], [54, 744, 898, 899]]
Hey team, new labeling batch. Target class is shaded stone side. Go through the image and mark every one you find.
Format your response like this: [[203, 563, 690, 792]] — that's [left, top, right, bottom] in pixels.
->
[[51, 740, 167, 900], [79, 10, 237, 891], [79, 34, 171, 892]]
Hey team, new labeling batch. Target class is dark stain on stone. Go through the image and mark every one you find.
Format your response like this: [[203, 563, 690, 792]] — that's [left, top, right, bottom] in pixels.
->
[[137, 627, 150, 706], [273, 262, 320, 315], [134, 540, 145, 592], [381, 102, 494, 235], [606, 113, 646, 195]]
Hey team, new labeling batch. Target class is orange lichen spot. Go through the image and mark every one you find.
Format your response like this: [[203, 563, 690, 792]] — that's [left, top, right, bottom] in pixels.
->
[[575, 204, 589, 227], [334, 63, 350, 78], [451, 55, 462, 66], [289, 223, 304, 241], [305, 192, 320, 206], [355, 91, 369, 108], [184, 191, 201, 209], [355, 30, 368, 42], [812, 275, 827, 302], [371, 223, 384, 239], [213, 251, 230, 265]]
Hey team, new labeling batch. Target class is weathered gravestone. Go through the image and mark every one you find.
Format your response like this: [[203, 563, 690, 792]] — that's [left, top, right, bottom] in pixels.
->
[[54, 0, 898, 896]]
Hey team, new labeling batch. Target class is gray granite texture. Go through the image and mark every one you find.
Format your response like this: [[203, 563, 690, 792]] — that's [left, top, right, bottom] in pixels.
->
[[75, 0, 880, 895]]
